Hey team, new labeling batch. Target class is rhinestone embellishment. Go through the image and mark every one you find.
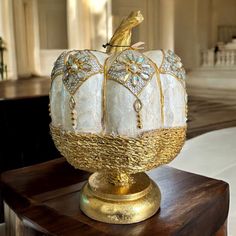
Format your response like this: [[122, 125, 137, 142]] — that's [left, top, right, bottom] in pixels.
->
[[107, 49, 156, 129], [107, 50, 155, 96], [62, 50, 102, 94], [51, 50, 71, 80], [52, 50, 103, 130], [160, 50, 186, 80]]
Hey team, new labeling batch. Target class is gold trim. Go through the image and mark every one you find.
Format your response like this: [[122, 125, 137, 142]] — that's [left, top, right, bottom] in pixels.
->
[[106, 49, 158, 129], [160, 71, 186, 89], [102, 57, 110, 133], [159, 50, 185, 88], [51, 71, 64, 81], [63, 50, 75, 65], [148, 57, 164, 126], [51, 50, 104, 94], [64, 50, 103, 95], [159, 49, 165, 69], [185, 93, 188, 119], [69, 96, 77, 129], [51, 50, 73, 81], [86, 50, 104, 69], [50, 124, 186, 174], [158, 73, 187, 123], [155, 70, 164, 126], [158, 49, 187, 122]]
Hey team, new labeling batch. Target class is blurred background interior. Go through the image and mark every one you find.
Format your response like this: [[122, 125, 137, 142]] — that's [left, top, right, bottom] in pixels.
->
[[0, 0, 236, 234]]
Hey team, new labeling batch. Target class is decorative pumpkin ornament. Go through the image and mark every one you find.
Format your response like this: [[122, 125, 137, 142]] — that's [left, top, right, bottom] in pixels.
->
[[50, 11, 187, 224]]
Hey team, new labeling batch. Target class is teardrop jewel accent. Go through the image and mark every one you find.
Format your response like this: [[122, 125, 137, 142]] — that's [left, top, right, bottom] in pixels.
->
[[69, 96, 76, 110], [69, 96, 77, 129], [134, 99, 142, 112], [133, 99, 143, 129]]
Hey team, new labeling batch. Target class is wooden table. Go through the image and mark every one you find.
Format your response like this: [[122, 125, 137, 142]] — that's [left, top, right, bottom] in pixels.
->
[[1, 158, 229, 236]]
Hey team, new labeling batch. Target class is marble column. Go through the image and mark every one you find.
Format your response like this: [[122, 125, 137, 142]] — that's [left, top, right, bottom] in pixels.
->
[[159, 0, 175, 50], [0, 0, 17, 80], [67, 0, 112, 50], [13, 0, 41, 78]]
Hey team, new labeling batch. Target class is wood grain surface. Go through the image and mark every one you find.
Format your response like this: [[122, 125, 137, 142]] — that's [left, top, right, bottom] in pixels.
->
[[1, 158, 229, 236]]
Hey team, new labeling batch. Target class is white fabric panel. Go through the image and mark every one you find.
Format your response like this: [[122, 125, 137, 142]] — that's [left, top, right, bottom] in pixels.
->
[[61, 84, 72, 131], [139, 74, 162, 130], [50, 77, 63, 126], [160, 74, 187, 127], [74, 75, 104, 133], [144, 50, 163, 68], [51, 51, 107, 133], [106, 74, 162, 137], [50, 49, 187, 137], [106, 80, 137, 136], [145, 49, 187, 127]]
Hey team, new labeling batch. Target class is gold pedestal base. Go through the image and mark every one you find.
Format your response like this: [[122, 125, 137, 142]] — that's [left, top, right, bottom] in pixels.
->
[[80, 172, 161, 224]]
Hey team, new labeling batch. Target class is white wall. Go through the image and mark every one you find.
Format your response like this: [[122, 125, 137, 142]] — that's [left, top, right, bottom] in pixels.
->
[[174, 0, 236, 70], [211, 0, 236, 45]]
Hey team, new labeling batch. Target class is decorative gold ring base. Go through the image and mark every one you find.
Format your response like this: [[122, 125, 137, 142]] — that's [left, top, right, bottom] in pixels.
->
[[80, 172, 161, 224]]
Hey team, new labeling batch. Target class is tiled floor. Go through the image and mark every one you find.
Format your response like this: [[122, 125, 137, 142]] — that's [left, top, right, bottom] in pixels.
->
[[187, 96, 236, 138]]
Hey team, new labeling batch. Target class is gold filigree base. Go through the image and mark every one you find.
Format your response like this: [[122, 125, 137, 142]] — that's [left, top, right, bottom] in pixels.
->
[[80, 172, 161, 224]]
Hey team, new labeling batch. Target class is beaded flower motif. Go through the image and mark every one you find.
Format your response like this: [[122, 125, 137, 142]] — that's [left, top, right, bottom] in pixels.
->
[[51, 51, 70, 80], [107, 50, 155, 96], [160, 50, 185, 81], [51, 50, 102, 130], [62, 50, 102, 94], [107, 49, 155, 129]]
